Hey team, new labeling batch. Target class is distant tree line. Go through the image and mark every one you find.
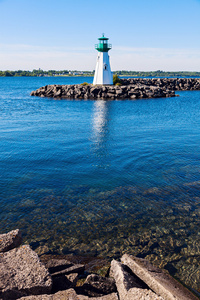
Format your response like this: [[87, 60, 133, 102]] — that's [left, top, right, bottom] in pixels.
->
[[114, 70, 200, 77], [0, 69, 200, 77], [0, 70, 94, 77]]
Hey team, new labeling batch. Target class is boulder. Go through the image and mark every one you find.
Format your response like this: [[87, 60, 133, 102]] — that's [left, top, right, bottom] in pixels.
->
[[76, 274, 117, 297], [107, 93, 116, 98], [90, 87, 100, 95], [130, 95, 137, 99], [51, 275, 74, 293], [110, 260, 162, 300], [66, 272, 79, 285], [45, 259, 85, 277], [51, 272, 78, 293], [19, 288, 118, 299], [121, 254, 198, 300], [0, 245, 52, 299], [18, 289, 78, 300], [0, 229, 22, 252]]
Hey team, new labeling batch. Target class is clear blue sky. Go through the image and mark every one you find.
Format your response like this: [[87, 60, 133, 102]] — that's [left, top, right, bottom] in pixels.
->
[[1, 0, 200, 71]]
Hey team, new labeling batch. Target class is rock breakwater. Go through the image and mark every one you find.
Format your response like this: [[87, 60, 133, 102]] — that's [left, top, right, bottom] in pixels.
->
[[30, 78, 200, 100], [122, 77, 200, 90]]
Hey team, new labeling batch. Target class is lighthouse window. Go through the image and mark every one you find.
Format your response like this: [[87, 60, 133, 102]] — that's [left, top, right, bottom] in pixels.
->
[[104, 64, 107, 70]]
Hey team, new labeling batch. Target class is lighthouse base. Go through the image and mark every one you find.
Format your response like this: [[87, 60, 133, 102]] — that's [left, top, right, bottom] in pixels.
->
[[93, 52, 113, 85]]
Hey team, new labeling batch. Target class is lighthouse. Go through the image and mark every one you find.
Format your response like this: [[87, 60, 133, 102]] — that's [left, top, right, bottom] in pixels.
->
[[93, 34, 113, 85]]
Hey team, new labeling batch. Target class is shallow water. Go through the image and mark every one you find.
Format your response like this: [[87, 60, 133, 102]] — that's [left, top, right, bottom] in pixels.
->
[[0, 76, 200, 292]]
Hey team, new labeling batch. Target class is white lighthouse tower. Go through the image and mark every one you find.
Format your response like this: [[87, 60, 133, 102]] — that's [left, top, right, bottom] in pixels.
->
[[93, 34, 113, 85]]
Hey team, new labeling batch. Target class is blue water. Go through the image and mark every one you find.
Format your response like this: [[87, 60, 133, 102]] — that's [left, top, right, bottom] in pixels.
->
[[0, 77, 200, 292]]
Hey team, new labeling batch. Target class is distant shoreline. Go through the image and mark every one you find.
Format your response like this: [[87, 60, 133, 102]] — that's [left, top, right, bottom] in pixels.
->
[[1, 70, 200, 78]]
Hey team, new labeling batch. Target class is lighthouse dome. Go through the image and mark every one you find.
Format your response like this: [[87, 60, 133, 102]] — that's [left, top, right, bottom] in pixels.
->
[[95, 34, 112, 52]]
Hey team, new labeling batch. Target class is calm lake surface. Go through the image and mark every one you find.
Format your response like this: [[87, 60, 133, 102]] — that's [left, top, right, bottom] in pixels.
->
[[0, 76, 200, 293]]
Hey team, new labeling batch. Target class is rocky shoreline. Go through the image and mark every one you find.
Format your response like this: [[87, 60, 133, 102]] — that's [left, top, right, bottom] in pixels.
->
[[30, 78, 200, 100], [0, 229, 199, 300]]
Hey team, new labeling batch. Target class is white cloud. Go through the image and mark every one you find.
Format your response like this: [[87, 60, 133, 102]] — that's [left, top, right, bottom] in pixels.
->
[[0, 44, 95, 70], [1, 43, 200, 71], [112, 46, 200, 71]]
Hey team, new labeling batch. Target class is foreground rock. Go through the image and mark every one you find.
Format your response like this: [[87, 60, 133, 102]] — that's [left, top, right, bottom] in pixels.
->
[[110, 260, 163, 300], [121, 254, 198, 300], [51, 273, 79, 293], [19, 288, 118, 299], [76, 274, 117, 297], [0, 245, 52, 299], [30, 78, 200, 100], [45, 259, 85, 277], [44, 259, 84, 293], [0, 229, 22, 252], [1, 230, 199, 299]]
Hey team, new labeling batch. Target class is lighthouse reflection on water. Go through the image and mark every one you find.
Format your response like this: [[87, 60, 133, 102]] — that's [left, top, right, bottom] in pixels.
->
[[92, 100, 111, 167]]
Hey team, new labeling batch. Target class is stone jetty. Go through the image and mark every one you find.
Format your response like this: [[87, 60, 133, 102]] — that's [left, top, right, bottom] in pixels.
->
[[0, 229, 199, 300], [30, 78, 200, 100]]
